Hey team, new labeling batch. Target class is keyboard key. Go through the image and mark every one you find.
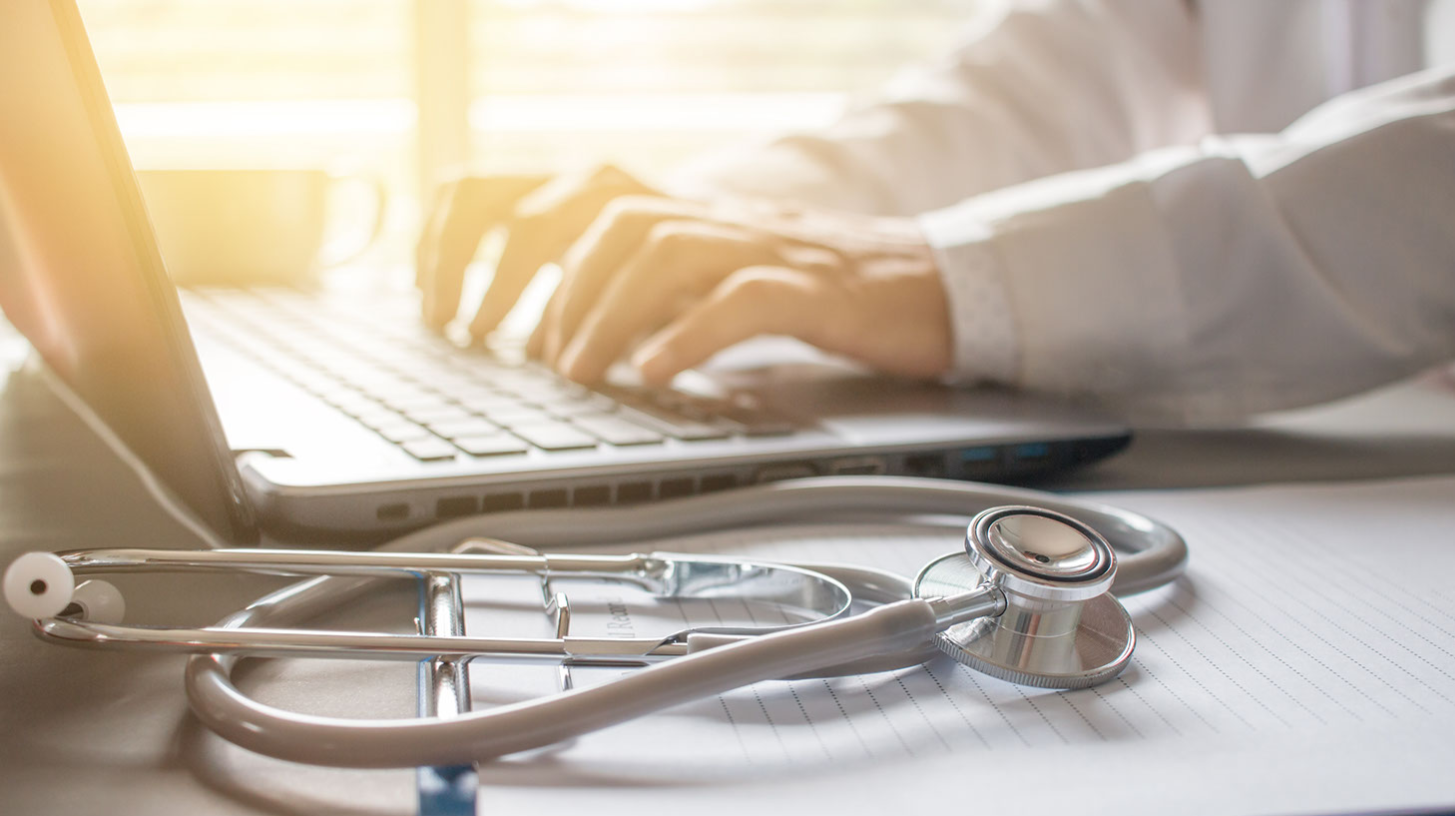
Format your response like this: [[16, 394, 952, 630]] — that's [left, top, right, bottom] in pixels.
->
[[713, 405, 796, 437], [439, 385, 505, 400], [570, 413, 664, 446], [615, 403, 730, 441], [481, 406, 552, 426], [455, 393, 525, 413], [454, 434, 530, 457], [376, 422, 433, 443], [404, 405, 472, 424], [401, 438, 457, 461], [191, 295, 801, 450], [426, 418, 500, 439], [489, 373, 557, 394], [645, 389, 702, 415], [645, 391, 792, 435], [509, 421, 598, 451], [387, 394, 453, 413], [321, 390, 376, 413], [424, 375, 484, 394], [511, 382, 586, 404], [375, 387, 440, 408], [354, 409, 406, 430], [538, 393, 617, 416]]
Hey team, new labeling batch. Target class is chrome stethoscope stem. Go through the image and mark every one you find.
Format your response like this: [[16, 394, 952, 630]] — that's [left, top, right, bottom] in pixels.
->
[[33, 617, 694, 662], [31, 576, 1012, 665], [57, 547, 666, 583], [927, 585, 1007, 627]]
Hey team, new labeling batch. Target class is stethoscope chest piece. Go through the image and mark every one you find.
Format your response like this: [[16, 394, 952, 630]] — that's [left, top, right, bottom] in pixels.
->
[[913, 506, 1136, 690]]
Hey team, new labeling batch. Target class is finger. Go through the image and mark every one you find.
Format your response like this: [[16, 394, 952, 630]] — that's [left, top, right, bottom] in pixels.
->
[[418, 175, 545, 329], [415, 182, 455, 288], [541, 196, 708, 364], [514, 164, 649, 222], [469, 169, 652, 339], [466, 218, 551, 338], [555, 222, 773, 383], [526, 306, 552, 359], [630, 266, 836, 386]]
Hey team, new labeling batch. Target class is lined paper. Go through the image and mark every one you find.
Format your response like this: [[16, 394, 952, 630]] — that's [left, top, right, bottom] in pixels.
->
[[461, 476, 1455, 815]]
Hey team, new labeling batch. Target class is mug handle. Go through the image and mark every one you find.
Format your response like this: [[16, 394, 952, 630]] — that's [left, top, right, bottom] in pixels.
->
[[317, 176, 388, 269]]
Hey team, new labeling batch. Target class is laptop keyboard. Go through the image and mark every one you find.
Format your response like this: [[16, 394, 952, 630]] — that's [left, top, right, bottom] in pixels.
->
[[181, 288, 794, 462]]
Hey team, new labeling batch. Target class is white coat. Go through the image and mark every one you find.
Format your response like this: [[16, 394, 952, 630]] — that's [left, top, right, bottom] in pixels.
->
[[678, 0, 1455, 425]]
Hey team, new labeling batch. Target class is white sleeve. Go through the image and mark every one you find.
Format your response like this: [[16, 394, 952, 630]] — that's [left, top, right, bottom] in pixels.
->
[[670, 0, 1208, 216], [920, 67, 1455, 426]]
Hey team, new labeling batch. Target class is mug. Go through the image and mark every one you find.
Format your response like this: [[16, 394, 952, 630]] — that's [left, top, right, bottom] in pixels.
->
[[136, 168, 386, 286]]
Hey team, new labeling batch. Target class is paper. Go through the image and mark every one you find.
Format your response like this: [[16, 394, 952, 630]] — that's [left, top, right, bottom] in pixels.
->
[[461, 476, 1455, 815]]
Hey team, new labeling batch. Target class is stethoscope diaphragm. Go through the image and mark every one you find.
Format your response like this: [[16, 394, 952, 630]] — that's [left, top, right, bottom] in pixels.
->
[[912, 506, 1136, 689]]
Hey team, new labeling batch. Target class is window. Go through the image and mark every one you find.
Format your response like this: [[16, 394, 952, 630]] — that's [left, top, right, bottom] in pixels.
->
[[77, 0, 982, 267], [77, 0, 418, 264], [466, 1, 981, 178]]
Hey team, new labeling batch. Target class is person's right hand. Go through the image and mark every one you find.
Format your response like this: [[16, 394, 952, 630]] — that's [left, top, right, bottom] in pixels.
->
[[415, 164, 659, 339]]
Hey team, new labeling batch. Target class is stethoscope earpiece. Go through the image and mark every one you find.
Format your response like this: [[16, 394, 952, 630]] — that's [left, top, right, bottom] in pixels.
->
[[913, 506, 1136, 689], [4, 552, 127, 624], [3, 552, 75, 620]]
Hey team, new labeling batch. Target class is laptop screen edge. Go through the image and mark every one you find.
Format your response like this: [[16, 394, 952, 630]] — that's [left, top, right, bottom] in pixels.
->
[[0, 0, 259, 544]]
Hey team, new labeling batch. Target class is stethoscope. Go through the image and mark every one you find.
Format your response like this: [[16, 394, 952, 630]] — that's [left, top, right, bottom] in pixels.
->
[[2, 477, 1187, 768]]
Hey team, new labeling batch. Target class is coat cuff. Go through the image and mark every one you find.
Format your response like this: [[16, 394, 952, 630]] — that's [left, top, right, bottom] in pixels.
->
[[916, 210, 1019, 385]]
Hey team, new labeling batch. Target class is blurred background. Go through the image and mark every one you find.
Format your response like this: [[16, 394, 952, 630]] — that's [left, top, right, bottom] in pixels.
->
[[77, 0, 983, 272]]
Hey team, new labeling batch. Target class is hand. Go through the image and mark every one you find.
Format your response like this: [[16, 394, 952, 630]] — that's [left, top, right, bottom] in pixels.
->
[[415, 165, 657, 335], [539, 196, 954, 386]]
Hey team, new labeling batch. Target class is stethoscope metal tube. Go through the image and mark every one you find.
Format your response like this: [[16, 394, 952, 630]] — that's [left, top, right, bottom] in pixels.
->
[[37, 620, 699, 662], [3, 476, 1189, 768], [15, 545, 856, 661]]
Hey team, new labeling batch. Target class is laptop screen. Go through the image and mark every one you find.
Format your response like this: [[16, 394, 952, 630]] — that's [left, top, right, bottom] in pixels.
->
[[0, 0, 258, 543]]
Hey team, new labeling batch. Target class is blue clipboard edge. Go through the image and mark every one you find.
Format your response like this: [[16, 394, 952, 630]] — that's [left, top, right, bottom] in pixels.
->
[[416, 575, 478, 816]]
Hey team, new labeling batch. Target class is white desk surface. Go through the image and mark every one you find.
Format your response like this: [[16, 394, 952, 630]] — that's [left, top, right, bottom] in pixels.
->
[[2, 358, 1452, 816]]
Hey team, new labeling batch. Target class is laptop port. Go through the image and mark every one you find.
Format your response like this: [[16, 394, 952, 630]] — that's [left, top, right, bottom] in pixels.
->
[[700, 473, 737, 493], [529, 488, 568, 509], [482, 493, 525, 513], [573, 485, 611, 506], [959, 446, 998, 464], [659, 477, 695, 498], [957, 446, 1002, 477], [1011, 442, 1050, 461], [903, 453, 946, 477], [755, 463, 817, 483], [829, 456, 886, 476], [617, 481, 653, 504], [436, 496, 480, 518]]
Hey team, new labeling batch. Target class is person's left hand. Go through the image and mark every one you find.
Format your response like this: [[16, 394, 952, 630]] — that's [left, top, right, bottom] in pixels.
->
[[535, 195, 954, 386]]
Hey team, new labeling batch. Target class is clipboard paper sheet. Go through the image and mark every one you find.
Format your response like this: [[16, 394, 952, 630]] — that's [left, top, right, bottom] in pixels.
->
[[462, 476, 1455, 816]]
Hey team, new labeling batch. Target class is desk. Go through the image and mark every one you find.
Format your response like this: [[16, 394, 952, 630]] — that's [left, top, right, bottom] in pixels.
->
[[2, 354, 1453, 816]]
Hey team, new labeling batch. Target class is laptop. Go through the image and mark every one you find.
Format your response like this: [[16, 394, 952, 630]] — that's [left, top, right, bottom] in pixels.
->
[[0, 0, 1129, 545]]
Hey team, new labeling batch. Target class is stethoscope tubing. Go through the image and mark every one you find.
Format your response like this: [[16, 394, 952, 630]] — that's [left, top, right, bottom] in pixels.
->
[[187, 596, 949, 768], [387, 476, 1188, 595], [178, 477, 1186, 767]]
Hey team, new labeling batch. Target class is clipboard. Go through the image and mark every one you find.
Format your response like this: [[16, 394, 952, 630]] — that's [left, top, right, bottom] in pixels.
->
[[417, 574, 477, 816]]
